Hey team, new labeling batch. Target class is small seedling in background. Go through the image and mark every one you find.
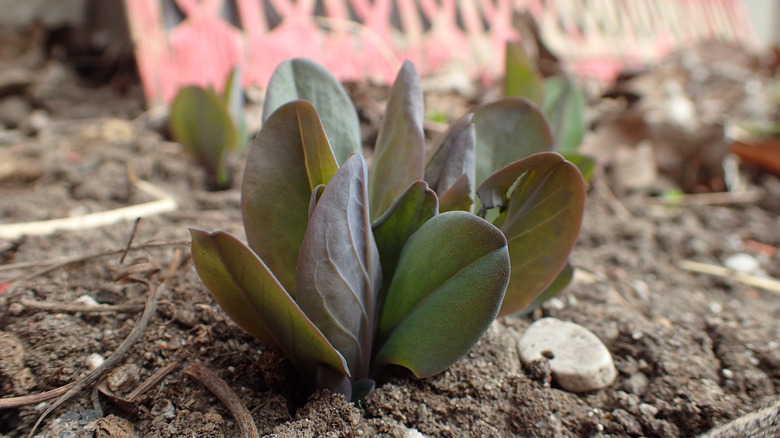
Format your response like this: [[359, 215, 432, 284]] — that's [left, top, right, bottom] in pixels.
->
[[505, 40, 595, 181], [190, 58, 585, 401], [169, 68, 247, 190]]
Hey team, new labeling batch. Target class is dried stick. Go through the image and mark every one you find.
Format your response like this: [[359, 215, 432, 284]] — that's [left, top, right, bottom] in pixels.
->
[[126, 361, 179, 402], [24, 249, 181, 437], [18, 299, 145, 314], [186, 363, 260, 438], [0, 241, 187, 284], [680, 260, 780, 295], [0, 382, 77, 409], [119, 218, 142, 264], [0, 179, 178, 240], [648, 189, 764, 206]]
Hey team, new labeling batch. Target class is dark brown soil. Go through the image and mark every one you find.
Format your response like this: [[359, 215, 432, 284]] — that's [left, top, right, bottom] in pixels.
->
[[1, 35, 779, 437]]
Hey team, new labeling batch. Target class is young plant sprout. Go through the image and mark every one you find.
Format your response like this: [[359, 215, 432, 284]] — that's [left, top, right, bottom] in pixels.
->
[[505, 40, 594, 182], [169, 68, 247, 190], [190, 59, 586, 401]]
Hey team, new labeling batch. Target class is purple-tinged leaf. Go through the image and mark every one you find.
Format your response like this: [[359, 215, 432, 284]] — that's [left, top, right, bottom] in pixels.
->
[[242, 100, 338, 296], [189, 229, 349, 385], [369, 60, 426, 220], [473, 98, 553, 189], [263, 58, 361, 164], [372, 181, 438, 291], [437, 174, 473, 212], [374, 211, 509, 377], [476, 152, 585, 316], [296, 154, 382, 380], [425, 113, 476, 209]]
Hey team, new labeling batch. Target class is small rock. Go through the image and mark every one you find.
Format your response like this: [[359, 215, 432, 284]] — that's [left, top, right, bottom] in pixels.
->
[[0, 96, 32, 128], [74, 295, 100, 307], [151, 399, 176, 419], [517, 317, 617, 392], [106, 363, 140, 392], [622, 372, 649, 395], [8, 302, 24, 315], [85, 353, 105, 371], [724, 253, 761, 275], [638, 402, 659, 422], [403, 427, 430, 438]]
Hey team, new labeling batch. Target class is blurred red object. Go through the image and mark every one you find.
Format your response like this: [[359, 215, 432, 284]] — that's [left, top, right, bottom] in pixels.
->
[[124, 0, 755, 106], [731, 139, 780, 177]]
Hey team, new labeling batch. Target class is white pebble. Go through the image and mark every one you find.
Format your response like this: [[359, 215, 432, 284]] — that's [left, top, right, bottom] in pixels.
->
[[709, 301, 723, 314], [724, 253, 761, 275], [402, 428, 429, 438], [74, 295, 100, 307], [85, 353, 105, 370], [518, 318, 617, 392]]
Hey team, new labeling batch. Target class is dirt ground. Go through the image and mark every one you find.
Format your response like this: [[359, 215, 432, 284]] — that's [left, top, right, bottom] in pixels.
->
[[0, 31, 779, 437]]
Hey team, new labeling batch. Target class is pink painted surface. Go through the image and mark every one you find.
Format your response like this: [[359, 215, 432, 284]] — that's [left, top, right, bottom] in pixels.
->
[[124, 0, 755, 107]]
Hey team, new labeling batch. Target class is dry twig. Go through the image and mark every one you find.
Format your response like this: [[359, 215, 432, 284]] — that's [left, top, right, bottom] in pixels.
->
[[0, 179, 178, 240], [0, 240, 187, 293], [648, 189, 764, 206], [18, 299, 145, 314], [186, 363, 260, 438], [680, 259, 780, 295]]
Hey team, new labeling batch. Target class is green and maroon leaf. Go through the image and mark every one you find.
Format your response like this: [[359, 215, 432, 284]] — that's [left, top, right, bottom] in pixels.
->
[[424, 113, 476, 210], [504, 40, 544, 105], [476, 152, 585, 316], [296, 154, 382, 380], [371, 181, 438, 291], [189, 229, 349, 384], [543, 77, 586, 153], [369, 60, 426, 220], [169, 86, 237, 189], [472, 98, 553, 189], [242, 100, 338, 296], [374, 211, 509, 377], [263, 58, 361, 164], [220, 66, 247, 152], [437, 174, 473, 212]]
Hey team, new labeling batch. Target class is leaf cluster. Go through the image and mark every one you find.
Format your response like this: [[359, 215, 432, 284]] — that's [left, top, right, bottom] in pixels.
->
[[190, 58, 586, 400]]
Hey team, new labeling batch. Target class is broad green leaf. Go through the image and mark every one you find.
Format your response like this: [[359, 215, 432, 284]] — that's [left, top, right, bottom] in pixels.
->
[[170, 86, 238, 189], [543, 77, 586, 153], [221, 66, 248, 153], [369, 60, 426, 220], [516, 262, 574, 316], [504, 40, 544, 105], [425, 113, 476, 204], [476, 152, 585, 316], [242, 100, 338, 295], [296, 155, 382, 380], [263, 58, 361, 164], [473, 98, 553, 189], [374, 211, 509, 377], [189, 229, 349, 384], [371, 181, 438, 292]]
